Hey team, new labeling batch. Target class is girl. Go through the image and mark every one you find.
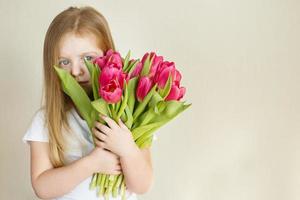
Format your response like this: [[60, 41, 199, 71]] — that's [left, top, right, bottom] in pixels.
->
[[22, 6, 153, 200]]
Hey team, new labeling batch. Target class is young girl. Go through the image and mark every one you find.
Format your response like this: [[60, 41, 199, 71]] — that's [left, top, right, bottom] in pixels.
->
[[22, 6, 153, 200]]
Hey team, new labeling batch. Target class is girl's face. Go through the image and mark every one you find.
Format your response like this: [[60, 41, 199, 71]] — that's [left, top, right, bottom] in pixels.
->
[[58, 32, 103, 94]]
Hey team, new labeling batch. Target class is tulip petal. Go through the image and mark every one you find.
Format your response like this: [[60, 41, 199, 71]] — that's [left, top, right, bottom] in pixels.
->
[[178, 87, 186, 100], [100, 86, 122, 104], [165, 85, 180, 101], [136, 77, 153, 102], [156, 63, 175, 89]]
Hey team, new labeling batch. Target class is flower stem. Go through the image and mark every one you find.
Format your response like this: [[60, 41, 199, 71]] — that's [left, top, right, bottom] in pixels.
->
[[121, 179, 126, 200], [112, 174, 122, 197], [89, 173, 97, 190]]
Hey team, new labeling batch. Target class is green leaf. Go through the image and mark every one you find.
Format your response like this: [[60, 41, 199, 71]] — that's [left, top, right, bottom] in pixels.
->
[[91, 98, 110, 117], [126, 59, 139, 74], [135, 101, 191, 146], [91, 69, 99, 100], [122, 50, 131, 71], [85, 59, 94, 76], [117, 82, 128, 119], [127, 77, 138, 114], [133, 84, 157, 121], [140, 54, 153, 76], [115, 101, 121, 114], [133, 101, 192, 140], [93, 63, 100, 97], [158, 71, 173, 99], [149, 91, 163, 108], [84, 59, 100, 100], [135, 108, 156, 127], [131, 121, 165, 141], [140, 138, 153, 148], [163, 101, 191, 117], [124, 106, 133, 129], [149, 101, 192, 124], [136, 128, 157, 147], [110, 104, 117, 120], [120, 111, 127, 123], [54, 66, 95, 130]]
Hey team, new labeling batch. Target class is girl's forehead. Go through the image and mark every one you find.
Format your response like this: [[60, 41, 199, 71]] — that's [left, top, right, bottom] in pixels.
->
[[58, 32, 103, 57]]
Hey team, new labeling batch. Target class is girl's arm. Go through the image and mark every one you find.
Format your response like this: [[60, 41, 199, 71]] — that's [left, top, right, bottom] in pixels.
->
[[120, 147, 153, 194], [29, 141, 121, 199]]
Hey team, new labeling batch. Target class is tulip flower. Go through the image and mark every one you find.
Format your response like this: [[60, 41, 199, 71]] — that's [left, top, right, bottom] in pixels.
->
[[141, 52, 163, 78], [173, 69, 182, 86], [94, 49, 123, 70], [153, 61, 176, 89], [98, 67, 125, 104], [129, 61, 142, 79], [165, 85, 186, 101], [136, 76, 153, 102]]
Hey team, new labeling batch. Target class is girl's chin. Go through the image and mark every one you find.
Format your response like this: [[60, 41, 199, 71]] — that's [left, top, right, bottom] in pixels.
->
[[80, 81, 90, 85]]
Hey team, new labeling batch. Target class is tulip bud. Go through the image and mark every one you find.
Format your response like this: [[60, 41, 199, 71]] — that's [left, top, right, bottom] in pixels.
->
[[94, 49, 123, 70], [98, 67, 125, 103], [136, 76, 153, 102]]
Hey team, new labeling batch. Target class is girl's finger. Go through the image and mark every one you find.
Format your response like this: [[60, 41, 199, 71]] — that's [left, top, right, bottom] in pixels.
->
[[100, 114, 119, 129], [118, 119, 128, 130], [94, 128, 107, 141], [95, 122, 111, 134], [95, 139, 106, 148]]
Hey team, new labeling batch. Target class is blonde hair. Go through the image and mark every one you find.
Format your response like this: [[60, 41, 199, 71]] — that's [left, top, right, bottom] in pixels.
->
[[42, 6, 115, 167]]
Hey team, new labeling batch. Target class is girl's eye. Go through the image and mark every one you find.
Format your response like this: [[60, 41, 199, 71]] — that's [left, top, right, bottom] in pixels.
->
[[84, 55, 94, 61], [59, 59, 70, 66]]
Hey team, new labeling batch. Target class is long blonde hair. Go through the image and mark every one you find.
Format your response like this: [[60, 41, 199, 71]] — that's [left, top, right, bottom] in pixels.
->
[[42, 6, 115, 167]]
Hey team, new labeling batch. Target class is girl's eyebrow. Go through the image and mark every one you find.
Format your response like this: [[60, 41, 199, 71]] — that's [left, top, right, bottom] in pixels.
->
[[80, 51, 99, 56], [58, 56, 69, 60], [58, 51, 100, 59]]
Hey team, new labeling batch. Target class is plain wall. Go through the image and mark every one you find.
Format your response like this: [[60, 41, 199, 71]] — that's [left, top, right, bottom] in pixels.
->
[[0, 0, 300, 199]]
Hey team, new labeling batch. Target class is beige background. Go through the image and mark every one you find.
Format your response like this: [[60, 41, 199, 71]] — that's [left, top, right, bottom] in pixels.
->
[[0, 0, 300, 199]]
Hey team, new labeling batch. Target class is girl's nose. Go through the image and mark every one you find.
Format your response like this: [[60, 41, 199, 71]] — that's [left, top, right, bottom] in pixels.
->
[[71, 61, 84, 78]]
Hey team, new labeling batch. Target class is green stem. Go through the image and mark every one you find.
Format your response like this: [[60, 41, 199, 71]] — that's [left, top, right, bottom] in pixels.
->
[[121, 179, 126, 200], [106, 175, 116, 197], [89, 173, 97, 190], [99, 174, 107, 197], [96, 173, 102, 194], [112, 174, 121, 197]]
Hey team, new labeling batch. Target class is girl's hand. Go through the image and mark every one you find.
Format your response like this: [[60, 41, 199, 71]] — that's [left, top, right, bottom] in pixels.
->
[[87, 147, 121, 175], [92, 115, 138, 158]]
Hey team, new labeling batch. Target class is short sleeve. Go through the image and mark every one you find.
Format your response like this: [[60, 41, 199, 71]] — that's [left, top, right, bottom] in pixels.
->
[[22, 109, 49, 144]]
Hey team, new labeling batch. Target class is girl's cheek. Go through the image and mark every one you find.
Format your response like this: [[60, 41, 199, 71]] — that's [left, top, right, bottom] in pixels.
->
[[61, 66, 72, 73]]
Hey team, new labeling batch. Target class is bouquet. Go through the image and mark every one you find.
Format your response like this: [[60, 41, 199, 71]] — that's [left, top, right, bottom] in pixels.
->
[[54, 50, 191, 199]]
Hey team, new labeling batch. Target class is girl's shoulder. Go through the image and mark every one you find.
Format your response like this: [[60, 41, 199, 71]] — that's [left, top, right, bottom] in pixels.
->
[[22, 107, 48, 144]]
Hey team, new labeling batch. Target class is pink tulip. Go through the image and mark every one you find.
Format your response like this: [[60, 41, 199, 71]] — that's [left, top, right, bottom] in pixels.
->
[[129, 61, 142, 79], [173, 69, 182, 87], [165, 85, 186, 101], [136, 76, 153, 102], [152, 60, 186, 100], [141, 52, 163, 78], [153, 61, 176, 89], [124, 72, 130, 82], [98, 67, 125, 103], [94, 49, 123, 70]]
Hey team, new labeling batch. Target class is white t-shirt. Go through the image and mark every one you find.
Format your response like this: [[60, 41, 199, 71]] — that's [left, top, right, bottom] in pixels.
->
[[22, 107, 139, 200]]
